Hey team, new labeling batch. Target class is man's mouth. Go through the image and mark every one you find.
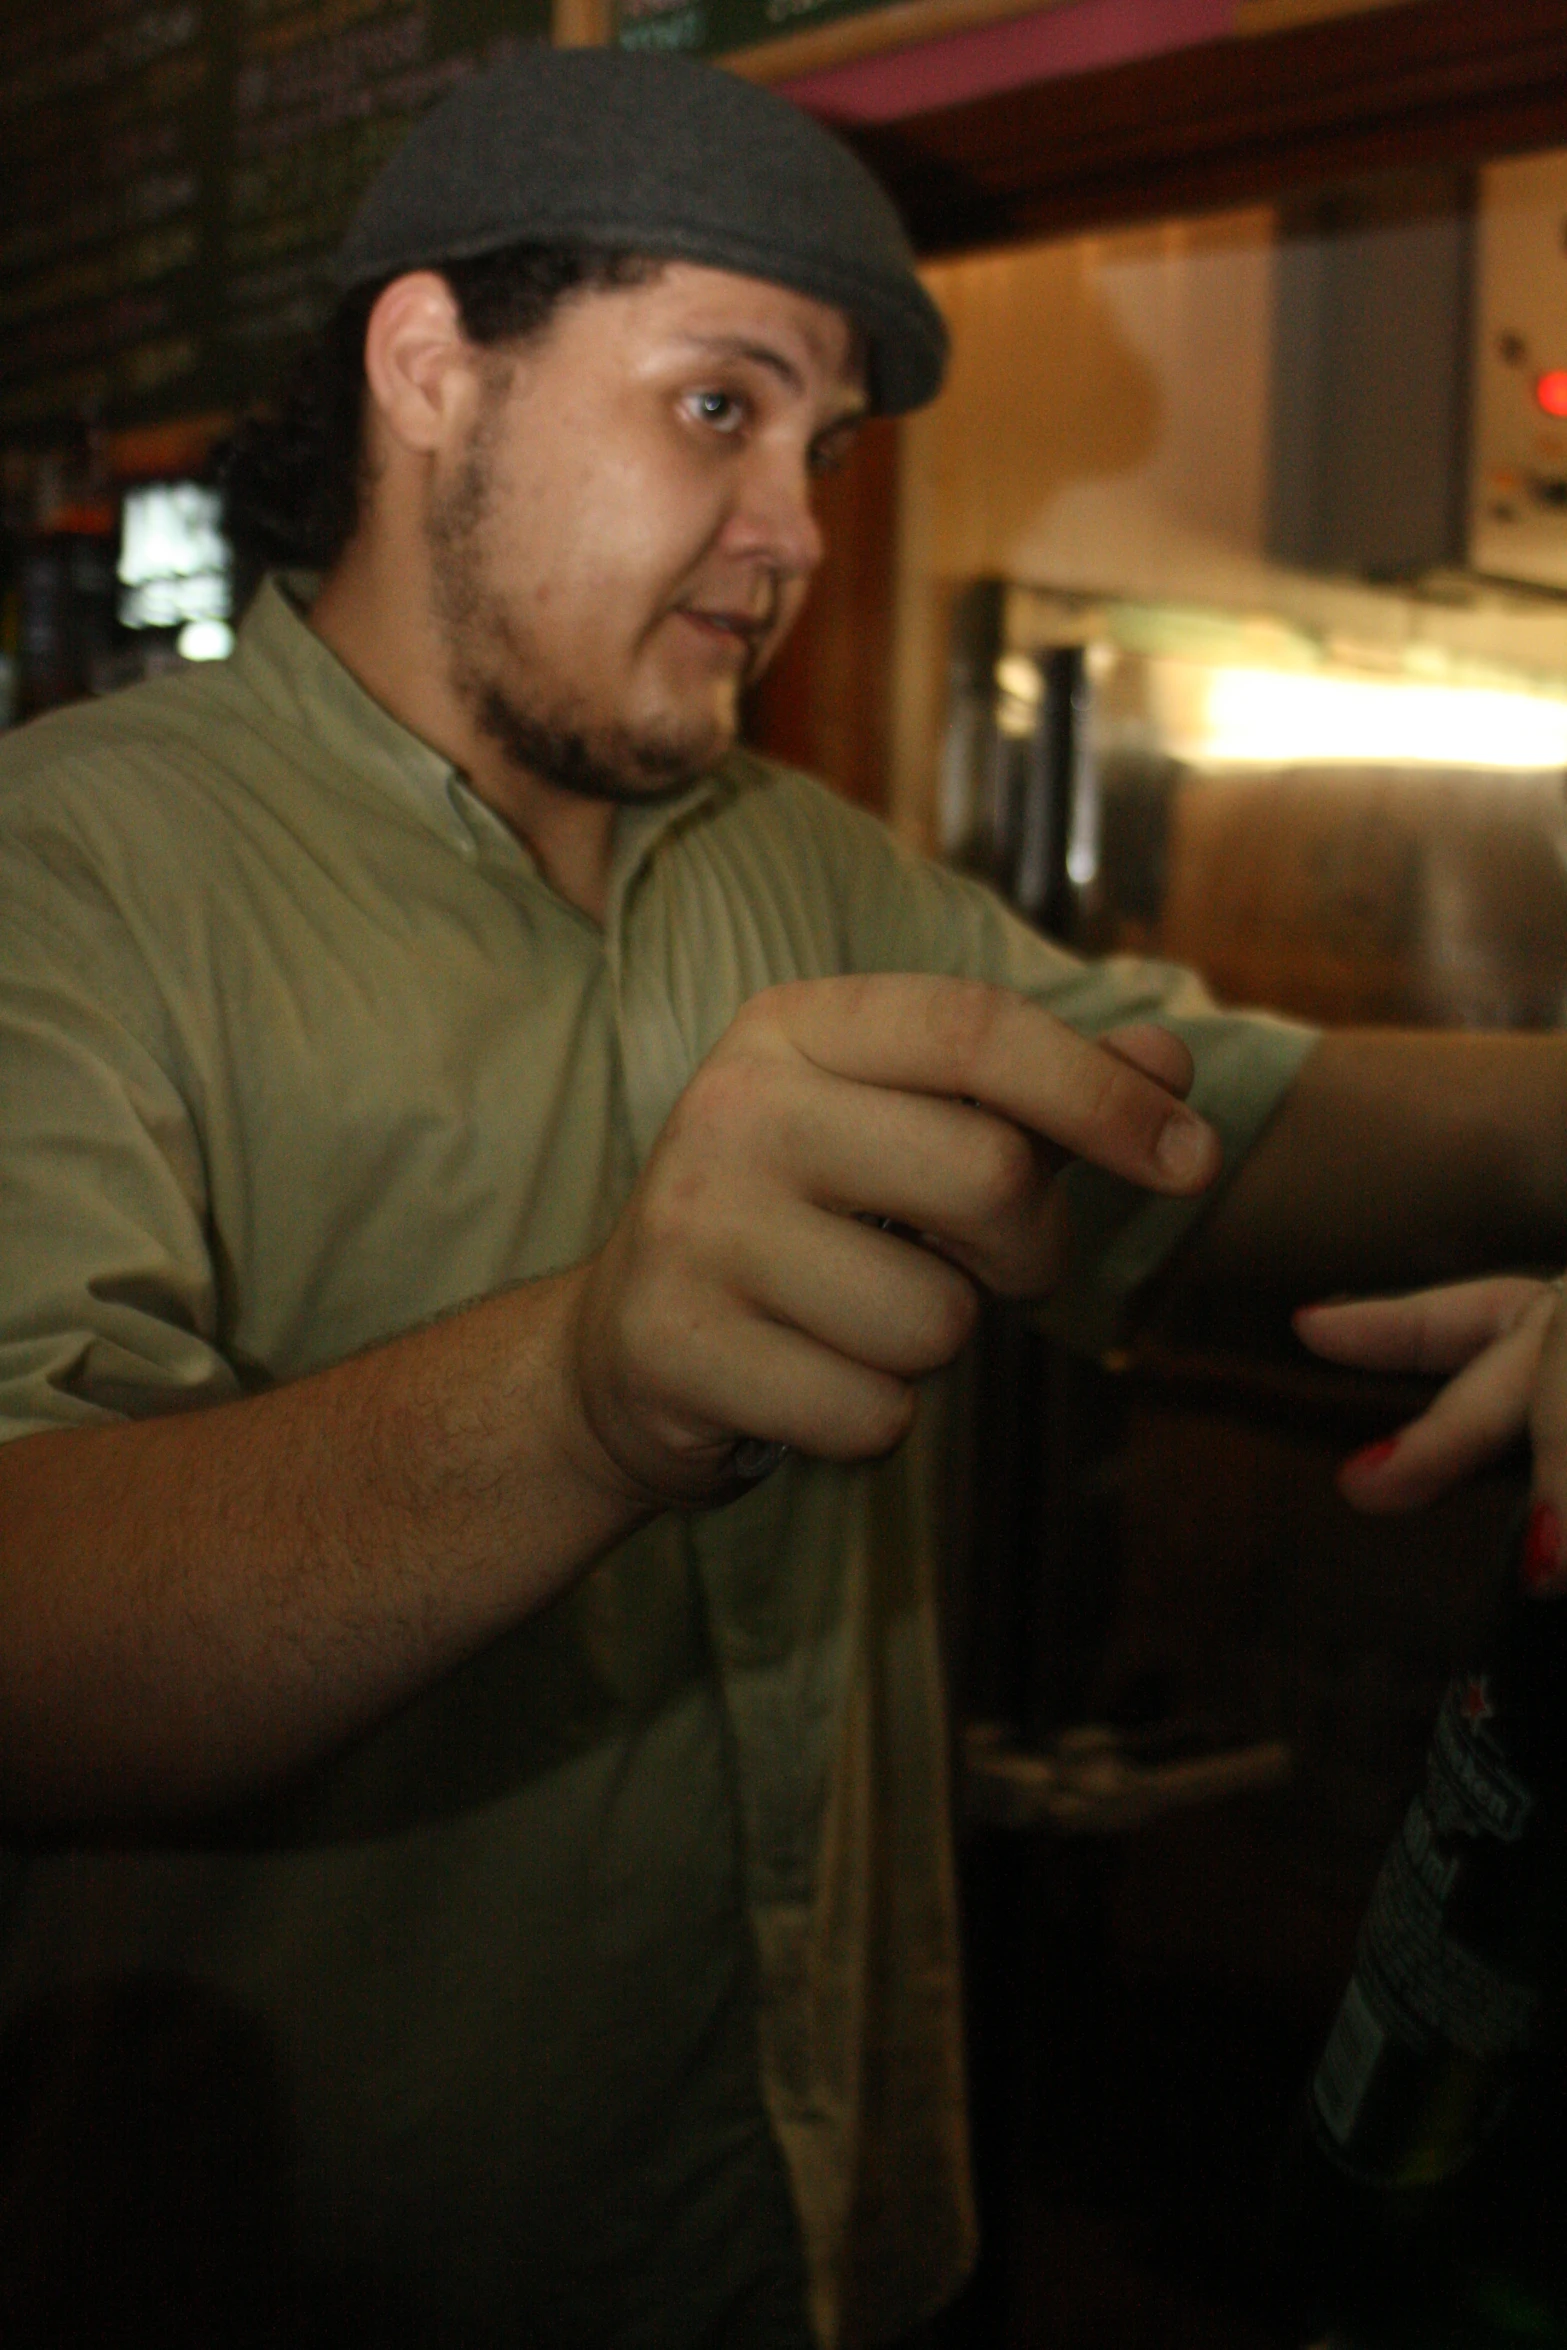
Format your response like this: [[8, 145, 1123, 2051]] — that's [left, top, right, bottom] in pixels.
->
[[675, 607, 771, 658]]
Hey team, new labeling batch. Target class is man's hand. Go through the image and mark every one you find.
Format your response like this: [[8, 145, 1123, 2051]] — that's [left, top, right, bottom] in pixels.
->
[[1295, 1276, 1558, 1511], [0, 977, 1216, 1819], [566, 976, 1219, 1503]]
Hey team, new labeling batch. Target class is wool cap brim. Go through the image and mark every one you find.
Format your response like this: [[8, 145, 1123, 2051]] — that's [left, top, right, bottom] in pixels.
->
[[331, 46, 947, 415]]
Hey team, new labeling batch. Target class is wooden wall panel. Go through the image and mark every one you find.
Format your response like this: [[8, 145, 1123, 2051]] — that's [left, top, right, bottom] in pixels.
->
[[743, 416, 901, 810]]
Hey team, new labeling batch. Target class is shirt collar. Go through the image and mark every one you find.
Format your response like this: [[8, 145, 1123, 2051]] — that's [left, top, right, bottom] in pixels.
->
[[233, 572, 732, 909], [233, 572, 475, 854]]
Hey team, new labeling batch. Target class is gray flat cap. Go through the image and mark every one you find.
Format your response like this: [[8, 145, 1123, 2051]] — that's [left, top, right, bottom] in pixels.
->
[[332, 46, 947, 414]]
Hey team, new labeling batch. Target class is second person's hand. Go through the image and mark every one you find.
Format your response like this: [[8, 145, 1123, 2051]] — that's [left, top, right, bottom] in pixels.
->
[[1296, 1275, 1560, 1511]]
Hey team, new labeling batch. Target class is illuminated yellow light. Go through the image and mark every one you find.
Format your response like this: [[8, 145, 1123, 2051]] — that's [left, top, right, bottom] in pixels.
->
[[1184, 667, 1567, 771]]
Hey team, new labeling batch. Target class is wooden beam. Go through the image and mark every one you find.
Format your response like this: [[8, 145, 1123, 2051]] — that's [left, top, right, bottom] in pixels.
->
[[724, 0, 1085, 86], [1232, 0, 1421, 32], [552, 0, 614, 45], [839, 0, 1567, 253], [724, 0, 1430, 88]]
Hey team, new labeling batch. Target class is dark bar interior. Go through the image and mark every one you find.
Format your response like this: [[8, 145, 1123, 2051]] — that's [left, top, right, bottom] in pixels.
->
[[7, 6, 1567, 2347]]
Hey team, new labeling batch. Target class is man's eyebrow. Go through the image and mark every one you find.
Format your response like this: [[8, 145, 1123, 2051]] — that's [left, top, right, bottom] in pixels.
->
[[675, 333, 869, 423]]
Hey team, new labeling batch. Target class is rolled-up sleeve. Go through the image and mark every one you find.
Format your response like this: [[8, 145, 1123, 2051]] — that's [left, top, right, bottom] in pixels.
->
[[0, 855, 238, 1443]]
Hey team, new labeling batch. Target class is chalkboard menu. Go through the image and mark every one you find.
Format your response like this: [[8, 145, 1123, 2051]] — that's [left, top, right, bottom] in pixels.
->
[[0, 0, 551, 436], [618, 0, 890, 62]]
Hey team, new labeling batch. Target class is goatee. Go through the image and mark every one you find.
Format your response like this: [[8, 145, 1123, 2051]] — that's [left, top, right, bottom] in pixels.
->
[[470, 683, 706, 808]]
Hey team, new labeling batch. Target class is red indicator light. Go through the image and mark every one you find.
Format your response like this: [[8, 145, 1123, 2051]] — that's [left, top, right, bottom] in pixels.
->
[[1536, 369, 1567, 417]]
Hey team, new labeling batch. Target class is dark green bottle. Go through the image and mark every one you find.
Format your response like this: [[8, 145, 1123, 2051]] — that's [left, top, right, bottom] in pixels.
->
[[1273, 1508, 1567, 2348]]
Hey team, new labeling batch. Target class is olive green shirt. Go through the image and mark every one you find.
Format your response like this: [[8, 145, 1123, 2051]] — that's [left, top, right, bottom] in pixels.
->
[[0, 579, 1314, 2343]]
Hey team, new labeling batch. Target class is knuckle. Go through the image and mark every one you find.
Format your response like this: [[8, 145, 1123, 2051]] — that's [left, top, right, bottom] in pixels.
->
[[634, 1175, 698, 1261], [852, 1381, 919, 1459], [897, 1264, 979, 1368], [1081, 1047, 1174, 1164], [728, 981, 790, 1037], [729, 976, 830, 1043], [678, 1050, 772, 1139], [1076, 1044, 1135, 1132], [926, 978, 1004, 1072], [929, 1272, 980, 1357], [966, 1120, 1034, 1220]]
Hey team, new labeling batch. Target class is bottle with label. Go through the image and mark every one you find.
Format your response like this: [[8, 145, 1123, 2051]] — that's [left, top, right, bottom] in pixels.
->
[[1272, 1504, 1567, 2347]]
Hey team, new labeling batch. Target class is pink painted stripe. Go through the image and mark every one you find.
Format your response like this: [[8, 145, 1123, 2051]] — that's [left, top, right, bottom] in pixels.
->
[[780, 0, 1235, 123]]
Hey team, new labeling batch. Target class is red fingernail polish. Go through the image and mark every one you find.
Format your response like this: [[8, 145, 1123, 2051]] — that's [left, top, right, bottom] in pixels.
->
[[1344, 1438, 1399, 1478], [1523, 1501, 1565, 1595]]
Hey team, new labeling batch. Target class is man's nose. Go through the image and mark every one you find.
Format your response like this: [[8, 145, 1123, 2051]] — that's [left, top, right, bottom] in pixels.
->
[[723, 450, 825, 579]]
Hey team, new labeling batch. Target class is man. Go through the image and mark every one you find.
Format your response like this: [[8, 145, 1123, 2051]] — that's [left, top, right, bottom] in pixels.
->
[[0, 46, 1564, 2350]]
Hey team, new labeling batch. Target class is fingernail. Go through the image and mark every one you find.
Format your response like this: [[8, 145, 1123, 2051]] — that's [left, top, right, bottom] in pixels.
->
[[1154, 1113, 1213, 1184], [1343, 1437, 1399, 1479], [1523, 1500, 1565, 1595]]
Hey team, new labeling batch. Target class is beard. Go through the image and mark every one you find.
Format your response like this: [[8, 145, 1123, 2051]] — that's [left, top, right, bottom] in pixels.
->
[[425, 402, 735, 808], [464, 679, 702, 806]]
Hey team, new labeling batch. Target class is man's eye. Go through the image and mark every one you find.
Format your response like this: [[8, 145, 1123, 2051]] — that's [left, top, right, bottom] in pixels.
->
[[688, 389, 745, 432]]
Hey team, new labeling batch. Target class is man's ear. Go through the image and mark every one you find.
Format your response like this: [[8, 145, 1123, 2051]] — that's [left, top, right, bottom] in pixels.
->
[[362, 272, 478, 457]]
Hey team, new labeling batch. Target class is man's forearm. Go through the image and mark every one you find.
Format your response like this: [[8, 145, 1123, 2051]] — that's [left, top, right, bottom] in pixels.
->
[[0, 1270, 652, 1827], [1173, 1029, 1567, 1302], [0, 976, 1239, 1826]]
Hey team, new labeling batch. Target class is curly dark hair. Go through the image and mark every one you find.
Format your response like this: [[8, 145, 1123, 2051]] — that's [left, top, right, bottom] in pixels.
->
[[217, 244, 656, 597]]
